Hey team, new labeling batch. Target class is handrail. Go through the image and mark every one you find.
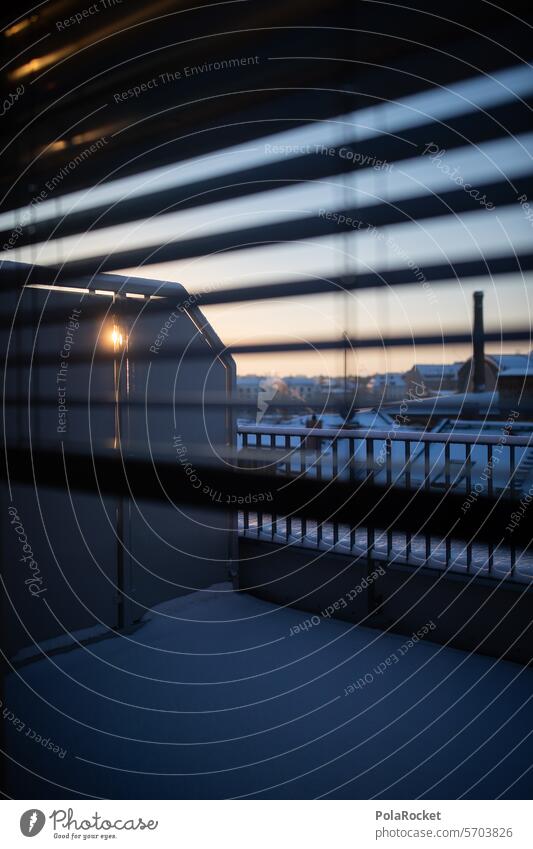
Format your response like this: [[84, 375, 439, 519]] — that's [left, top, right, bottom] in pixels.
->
[[238, 424, 532, 447]]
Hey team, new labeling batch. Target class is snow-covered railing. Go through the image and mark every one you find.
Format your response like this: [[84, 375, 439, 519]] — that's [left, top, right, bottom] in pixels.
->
[[237, 423, 533, 582]]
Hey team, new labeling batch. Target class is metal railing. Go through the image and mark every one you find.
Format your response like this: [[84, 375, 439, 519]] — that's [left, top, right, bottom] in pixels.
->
[[237, 424, 533, 582]]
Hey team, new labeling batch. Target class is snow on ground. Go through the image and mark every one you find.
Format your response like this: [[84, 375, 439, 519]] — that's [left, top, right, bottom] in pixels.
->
[[5, 583, 533, 799]]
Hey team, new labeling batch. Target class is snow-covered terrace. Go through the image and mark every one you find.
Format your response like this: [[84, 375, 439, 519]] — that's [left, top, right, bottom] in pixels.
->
[[5, 584, 533, 799]]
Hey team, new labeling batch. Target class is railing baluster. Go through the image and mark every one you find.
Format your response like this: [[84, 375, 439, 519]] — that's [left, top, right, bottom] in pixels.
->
[[316, 433, 322, 546], [424, 442, 431, 564], [299, 436, 307, 543], [349, 437, 355, 482], [466, 443, 472, 572], [487, 444, 494, 574], [349, 437, 356, 549], [445, 442, 451, 569], [405, 440, 411, 561], [242, 432, 249, 534], [332, 438, 339, 546], [256, 429, 263, 537], [510, 444, 516, 576], [386, 438, 392, 557], [270, 433, 276, 538], [285, 434, 292, 540], [300, 435, 307, 541], [366, 438, 375, 559]]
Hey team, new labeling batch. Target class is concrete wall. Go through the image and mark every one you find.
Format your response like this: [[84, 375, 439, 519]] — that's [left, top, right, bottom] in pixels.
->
[[1, 285, 234, 659], [239, 538, 533, 665]]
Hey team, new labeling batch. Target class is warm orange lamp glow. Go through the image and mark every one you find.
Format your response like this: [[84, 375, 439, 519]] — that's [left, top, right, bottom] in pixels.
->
[[5, 17, 37, 37], [111, 326, 124, 350]]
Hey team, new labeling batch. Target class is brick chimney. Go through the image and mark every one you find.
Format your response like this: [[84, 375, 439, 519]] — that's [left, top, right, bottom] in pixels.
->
[[472, 290, 485, 392]]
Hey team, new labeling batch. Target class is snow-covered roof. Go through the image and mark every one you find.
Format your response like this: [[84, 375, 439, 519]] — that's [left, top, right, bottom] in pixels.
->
[[487, 353, 530, 371], [408, 363, 461, 378], [283, 376, 317, 385], [237, 375, 263, 385], [498, 365, 533, 378], [369, 372, 405, 386], [383, 390, 498, 416], [382, 388, 533, 420]]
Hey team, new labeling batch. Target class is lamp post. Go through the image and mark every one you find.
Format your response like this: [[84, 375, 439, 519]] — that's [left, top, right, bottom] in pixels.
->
[[111, 305, 127, 629]]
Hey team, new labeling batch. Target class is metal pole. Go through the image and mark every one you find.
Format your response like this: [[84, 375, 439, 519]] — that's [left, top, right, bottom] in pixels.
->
[[473, 291, 486, 392]]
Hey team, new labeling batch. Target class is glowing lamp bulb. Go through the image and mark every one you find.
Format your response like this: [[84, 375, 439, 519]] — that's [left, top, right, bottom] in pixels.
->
[[111, 326, 124, 349]]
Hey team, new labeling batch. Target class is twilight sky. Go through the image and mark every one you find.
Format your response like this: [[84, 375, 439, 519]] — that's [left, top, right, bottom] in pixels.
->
[[3, 63, 532, 377]]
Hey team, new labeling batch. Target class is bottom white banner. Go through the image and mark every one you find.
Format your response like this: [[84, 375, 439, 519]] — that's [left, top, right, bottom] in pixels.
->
[[1, 800, 530, 848]]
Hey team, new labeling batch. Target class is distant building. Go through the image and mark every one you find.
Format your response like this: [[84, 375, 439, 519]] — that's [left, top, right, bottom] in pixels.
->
[[457, 353, 531, 393], [236, 375, 263, 399], [367, 372, 406, 401], [236, 374, 314, 418], [497, 363, 533, 413], [403, 363, 461, 396], [282, 376, 320, 402]]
